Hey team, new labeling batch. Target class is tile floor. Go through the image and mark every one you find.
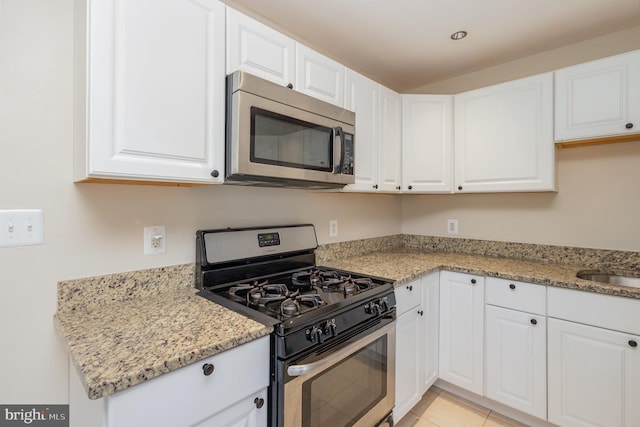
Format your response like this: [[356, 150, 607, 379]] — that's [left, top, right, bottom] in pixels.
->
[[396, 386, 529, 427]]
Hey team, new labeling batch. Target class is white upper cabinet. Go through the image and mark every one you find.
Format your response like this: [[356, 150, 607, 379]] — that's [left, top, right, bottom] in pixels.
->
[[454, 73, 555, 193], [555, 50, 640, 142], [343, 71, 402, 193], [75, 0, 226, 184], [402, 95, 453, 193], [226, 8, 295, 87], [344, 70, 380, 192], [295, 44, 345, 106], [378, 86, 402, 192]]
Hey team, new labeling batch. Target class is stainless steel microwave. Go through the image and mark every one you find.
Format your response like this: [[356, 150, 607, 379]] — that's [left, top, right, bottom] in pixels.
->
[[225, 71, 356, 189]]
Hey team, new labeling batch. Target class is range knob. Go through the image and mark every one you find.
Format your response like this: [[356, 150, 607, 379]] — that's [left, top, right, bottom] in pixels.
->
[[324, 319, 338, 338], [308, 326, 325, 344], [378, 297, 389, 312], [365, 302, 381, 316]]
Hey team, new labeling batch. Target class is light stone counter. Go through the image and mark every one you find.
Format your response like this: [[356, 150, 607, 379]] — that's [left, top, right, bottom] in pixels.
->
[[55, 235, 640, 400], [320, 251, 640, 299], [55, 265, 271, 400]]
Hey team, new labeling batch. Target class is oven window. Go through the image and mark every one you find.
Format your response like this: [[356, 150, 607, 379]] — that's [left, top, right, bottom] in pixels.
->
[[250, 107, 333, 171], [301, 336, 387, 427]]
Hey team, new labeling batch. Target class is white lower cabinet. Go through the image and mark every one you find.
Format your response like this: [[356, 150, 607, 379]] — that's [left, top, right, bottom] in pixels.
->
[[394, 278, 424, 421], [547, 286, 640, 427], [438, 271, 484, 395], [70, 337, 269, 427], [394, 272, 439, 422], [484, 277, 547, 419], [485, 305, 546, 419]]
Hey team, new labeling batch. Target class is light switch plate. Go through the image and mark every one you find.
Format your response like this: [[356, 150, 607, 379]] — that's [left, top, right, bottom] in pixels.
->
[[0, 209, 44, 247]]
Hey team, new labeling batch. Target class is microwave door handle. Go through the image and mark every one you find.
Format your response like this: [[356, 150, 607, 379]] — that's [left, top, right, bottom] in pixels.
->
[[333, 126, 344, 174]]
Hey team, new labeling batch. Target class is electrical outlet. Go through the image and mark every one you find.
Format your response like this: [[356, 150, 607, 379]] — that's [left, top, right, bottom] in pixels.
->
[[447, 219, 459, 235], [144, 226, 166, 255], [329, 220, 338, 238], [0, 209, 44, 247]]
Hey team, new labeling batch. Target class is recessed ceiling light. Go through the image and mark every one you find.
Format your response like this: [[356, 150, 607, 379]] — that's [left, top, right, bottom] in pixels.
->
[[450, 31, 468, 41]]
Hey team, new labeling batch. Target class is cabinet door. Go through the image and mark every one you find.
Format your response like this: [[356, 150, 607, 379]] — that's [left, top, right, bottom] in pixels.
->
[[295, 44, 345, 106], [344, 70, 379, 192], [105, 337, 269, 427], [402, 95, 453, 193], [395, 305, 423, 422], [548, 318, 640, 427], [420, 272, 440, 393], [454, 73, 555, 193], [226, 8, 295, 87], [438, 271, 484, 394], [485, 305, 546, 419], [196, 388, 267, 427], [378, 86, 402, 192], [555, 50, 640, 142], [79, 0, 225, 183]]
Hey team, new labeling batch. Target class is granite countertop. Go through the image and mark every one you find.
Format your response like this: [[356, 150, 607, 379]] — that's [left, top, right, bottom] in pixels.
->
[[55, 265, 272, 400], [55, 242, 640, 401], [322, 251, 640, 299]]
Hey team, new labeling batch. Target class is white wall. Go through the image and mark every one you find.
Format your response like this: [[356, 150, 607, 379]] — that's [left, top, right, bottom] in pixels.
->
[[0, 0, 401, 404], [401, 143, 640, 251]]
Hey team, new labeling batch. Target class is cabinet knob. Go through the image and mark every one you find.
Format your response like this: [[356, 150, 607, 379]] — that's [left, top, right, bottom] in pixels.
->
[[626, 123, 634, 129], [254, 397, 265, 409], [210, 170, 219, 178], [408, 185, 413, 190], [470, 279, 476, 284], [630, 340, 638, 348], [396, 186, 401, 190], [286, 83, 293, 89], [202, 363, 215, 376], [407, 285, 413, 291], [509, 283, 516, 290], [373, 184, 379, 189], [418, 310, 424, 316], [458, 186, 463, 191], [530, 318, 538, 325]]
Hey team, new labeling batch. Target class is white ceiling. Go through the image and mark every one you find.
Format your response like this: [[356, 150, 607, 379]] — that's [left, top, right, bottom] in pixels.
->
[[223, 0, 640, 92]]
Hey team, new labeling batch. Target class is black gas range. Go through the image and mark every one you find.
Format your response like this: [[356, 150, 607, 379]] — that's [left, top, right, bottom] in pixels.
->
[[195, 224, 396, 427]]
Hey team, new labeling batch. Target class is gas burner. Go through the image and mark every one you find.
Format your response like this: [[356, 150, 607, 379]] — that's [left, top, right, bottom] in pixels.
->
[[323, 276, 374, 296], [280, 294, 326, 317], [228, 280, 290, 306]]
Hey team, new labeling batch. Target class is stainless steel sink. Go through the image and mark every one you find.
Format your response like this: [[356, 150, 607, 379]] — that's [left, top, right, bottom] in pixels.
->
[[576, 271, 640, 288]]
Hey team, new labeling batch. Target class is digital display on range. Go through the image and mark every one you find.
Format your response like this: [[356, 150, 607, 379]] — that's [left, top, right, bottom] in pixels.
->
[[258, 232, 280, 247]]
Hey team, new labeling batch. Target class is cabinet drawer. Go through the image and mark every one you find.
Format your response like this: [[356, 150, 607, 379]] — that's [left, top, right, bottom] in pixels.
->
[[106, 336, 269, 427], [548, 287, 640, 336], [395, 279, 422, 315], [485, 277, 546, 315]]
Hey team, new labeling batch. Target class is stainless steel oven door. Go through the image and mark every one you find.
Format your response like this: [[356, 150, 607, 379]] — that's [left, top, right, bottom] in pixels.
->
[[284, 320, 396, 427]]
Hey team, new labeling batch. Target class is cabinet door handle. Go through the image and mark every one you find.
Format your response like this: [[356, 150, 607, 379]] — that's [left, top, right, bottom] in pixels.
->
[[530, 318, 537, 325], [202, 363, 215, 376], [406, 285, 413, 291], [254, 397, 265, 409], [509, 283, 516, 290], [470, 279, 476, 284], [418, 310, 424, 316], [626, 123, 634, 129], [630, 340, 638, 348], [373, 184, 379, 189]]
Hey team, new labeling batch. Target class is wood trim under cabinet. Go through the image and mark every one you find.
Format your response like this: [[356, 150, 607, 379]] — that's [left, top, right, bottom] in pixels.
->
[[556, 132, 640, 148], [75, 178, 211, 187]]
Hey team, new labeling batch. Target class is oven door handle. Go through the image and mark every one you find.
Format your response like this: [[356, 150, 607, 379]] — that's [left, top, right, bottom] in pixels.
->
[[287, 320, 396, 377]]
